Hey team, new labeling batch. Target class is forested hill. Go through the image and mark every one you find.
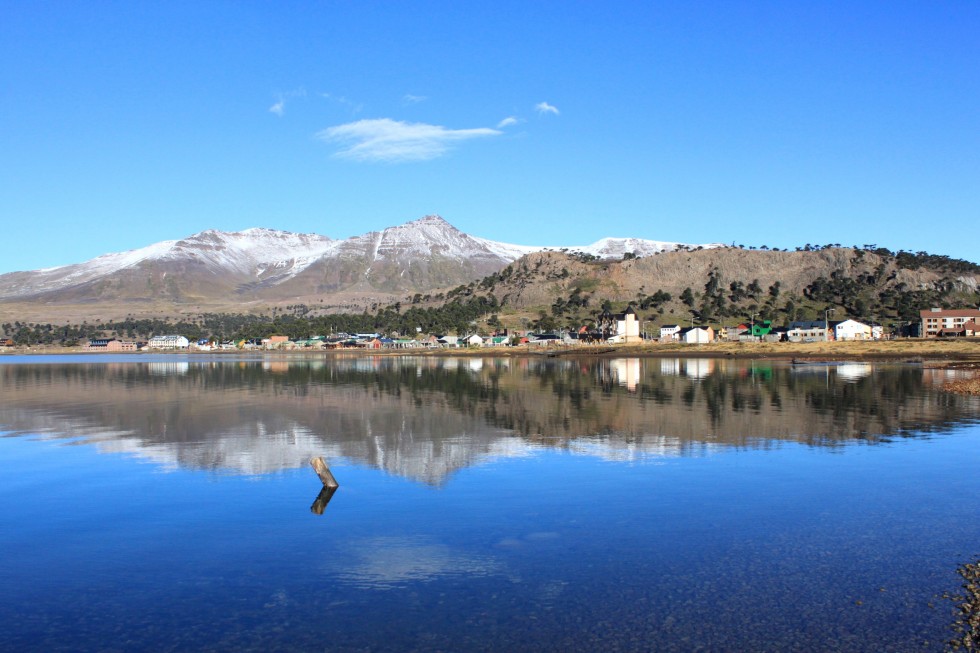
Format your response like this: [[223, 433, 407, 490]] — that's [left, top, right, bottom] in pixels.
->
[[445, 244, 980, 331]]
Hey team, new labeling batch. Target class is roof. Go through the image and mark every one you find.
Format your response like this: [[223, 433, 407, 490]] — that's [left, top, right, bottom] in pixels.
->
[[920, 308, 980, 318], [599, 306, 638, 320], [677, 326, 710, 335], [618, 306, 637, 317]]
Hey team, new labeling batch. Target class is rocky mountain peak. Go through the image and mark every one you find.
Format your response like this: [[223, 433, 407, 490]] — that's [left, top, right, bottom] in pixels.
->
[[0, 215, 723, 311]]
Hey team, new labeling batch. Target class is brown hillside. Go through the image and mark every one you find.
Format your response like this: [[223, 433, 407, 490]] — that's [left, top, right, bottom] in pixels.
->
[[491, 248, 936, 306], [476, 247, 979, 326]]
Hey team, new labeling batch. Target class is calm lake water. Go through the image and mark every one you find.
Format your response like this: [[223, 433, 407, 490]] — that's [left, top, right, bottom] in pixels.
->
[[1, 354, 978, 652]]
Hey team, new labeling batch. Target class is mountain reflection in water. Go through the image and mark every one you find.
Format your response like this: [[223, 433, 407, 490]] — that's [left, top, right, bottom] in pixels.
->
[[0, 356, 976, 484]]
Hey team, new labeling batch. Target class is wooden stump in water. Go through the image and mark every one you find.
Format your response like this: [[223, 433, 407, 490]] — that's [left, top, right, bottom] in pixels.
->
[[310, 456, 339, 488], [309, 456, 339, 516]]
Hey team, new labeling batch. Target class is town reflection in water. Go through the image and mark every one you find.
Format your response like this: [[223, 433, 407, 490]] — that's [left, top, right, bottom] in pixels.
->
[[0, 356, 976, 485]]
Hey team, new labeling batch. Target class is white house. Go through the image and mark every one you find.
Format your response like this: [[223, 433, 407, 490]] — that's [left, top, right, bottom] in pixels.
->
[[659, 324, 680, 341], [147, 334, 190, 349], [529, 333, 562, 345], [835, 319, 872, 341], [464, 334, 484, 346], [786, 321, 830, 342], [678, 326, 714, 344]]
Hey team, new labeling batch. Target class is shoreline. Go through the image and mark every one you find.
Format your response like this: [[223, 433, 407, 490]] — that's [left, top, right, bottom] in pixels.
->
[[3, 339, 980, 365]]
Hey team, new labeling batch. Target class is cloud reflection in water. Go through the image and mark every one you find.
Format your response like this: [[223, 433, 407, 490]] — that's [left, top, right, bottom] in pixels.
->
[[329, 536, 505, 590]]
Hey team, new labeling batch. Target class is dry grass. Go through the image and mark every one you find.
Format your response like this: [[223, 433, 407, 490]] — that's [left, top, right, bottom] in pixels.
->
[[941, 375, 980, 396], [602, 338, 980, 361], [6, 337, 980, 364], [352, 339, 980, 362]]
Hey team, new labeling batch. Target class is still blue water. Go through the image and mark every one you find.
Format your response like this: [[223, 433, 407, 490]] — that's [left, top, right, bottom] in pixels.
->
[[0, 355, 978, 651]]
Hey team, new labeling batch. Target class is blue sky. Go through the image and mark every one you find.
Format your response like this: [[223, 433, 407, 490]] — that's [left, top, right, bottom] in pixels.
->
[[1, 1, 978, 273]]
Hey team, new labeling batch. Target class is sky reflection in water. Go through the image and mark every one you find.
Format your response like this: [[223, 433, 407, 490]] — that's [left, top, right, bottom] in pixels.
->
[[0, 355, 978, 651]]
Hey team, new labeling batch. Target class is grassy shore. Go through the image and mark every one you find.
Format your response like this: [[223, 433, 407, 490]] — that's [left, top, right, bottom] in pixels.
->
[[4, 338, 980, 363], [576, 338, 980, 362], [372, 338, 980, 364]]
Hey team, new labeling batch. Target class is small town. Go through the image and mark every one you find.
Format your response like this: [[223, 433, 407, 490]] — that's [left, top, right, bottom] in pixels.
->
[[41, 305, 979, 352]]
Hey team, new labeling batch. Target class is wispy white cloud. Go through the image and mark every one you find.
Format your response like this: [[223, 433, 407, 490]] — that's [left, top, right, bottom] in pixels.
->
[[535, 101, 559, 115], [320, 93, 363, 114], [268, 89, 307, 117], [497, 116, 520, 128], [402, 94, 427, 104], [318, 118, 501, 162]]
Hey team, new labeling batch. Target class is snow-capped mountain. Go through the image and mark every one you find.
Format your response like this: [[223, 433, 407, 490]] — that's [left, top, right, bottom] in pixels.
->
[[569, 237, 703, 259], [313, 215, 539, 286], [0, 215, 719, 304], [340, 214, 538, 262], [3, 228, 335, 299]]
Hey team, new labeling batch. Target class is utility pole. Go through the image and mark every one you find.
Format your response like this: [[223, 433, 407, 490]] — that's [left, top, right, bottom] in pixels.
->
[[825, 308, 836, 342]]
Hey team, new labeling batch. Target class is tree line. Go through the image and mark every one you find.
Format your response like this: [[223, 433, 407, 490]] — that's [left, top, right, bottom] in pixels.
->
[[1, 295, 501, 346]]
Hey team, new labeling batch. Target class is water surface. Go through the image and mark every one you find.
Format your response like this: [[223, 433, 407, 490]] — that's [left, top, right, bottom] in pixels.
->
[[1, 355, 978, 651]]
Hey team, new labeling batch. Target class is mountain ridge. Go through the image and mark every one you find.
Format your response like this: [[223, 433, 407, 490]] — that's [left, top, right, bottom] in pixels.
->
[[0, 215, 721, 306], [4, 214, 976, 329]]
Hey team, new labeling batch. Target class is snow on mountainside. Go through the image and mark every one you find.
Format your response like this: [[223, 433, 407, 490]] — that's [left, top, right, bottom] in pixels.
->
[[571, 237, 724, 259], [297, 215, 538, 291], [0, 240, 179, 298], [171, 228, 335, 277], [326, 215, 537, 264], [0, 228, 334, 298], [0, 215, 720, 301], [383, 217, 716, 261]]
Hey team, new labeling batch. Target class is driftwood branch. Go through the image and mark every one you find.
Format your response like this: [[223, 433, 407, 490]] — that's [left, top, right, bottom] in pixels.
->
[[310, 456, 339, 488], [309, 456, 339, 516]]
